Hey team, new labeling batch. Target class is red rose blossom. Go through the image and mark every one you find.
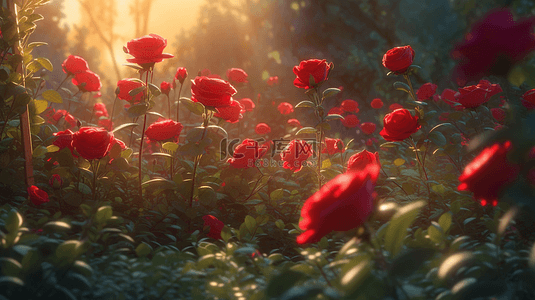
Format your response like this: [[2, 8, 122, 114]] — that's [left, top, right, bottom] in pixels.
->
[[226, 68, 248, 85], [281, 139, 313, 172], [28, 185, 49, 206], [382, 45, 415, 73], [214, 100, 244, 123], [440, 88, 463, 110], [61, 55, 89, 75], [191, 76, 237, 107], [94, 103, 108, 118], [458, 141, 520, 203], [341, 114, 360, 128], [416, 83, 438, 100], [491, 107, 506, 123], [287, 119, 301, 128], [53, 129, 75, 154], [456, 80, 502, 109], [72, 127, 114, 160], [145, 119, 183, 142], [380, 108, 420, 141], [203, 215, 224, 240], [160, 81, 171, 96], [255, 123, 271, 135], [341, 99, 358, 112], [293, 59, 331, 89], [174, 67, 188, 85], [72, 70, 101, 92], [238, 98, 255, 112], [346, 150, 380, 173], [389, 103, 403, 111], [297, 162, 380, 244], [117, 79, 146, 103], [278, 102, 294, 115], [521, 89, 535, 109], [322, 137, 344, 155], [371, 98, 384, 109], [49, 174, 63, 189], [125, 33, 174, 65], [227, 139, 269, 169], [267, 76, 279, 86], [328, 106, 344, 115], [360, 122, 376, 135]]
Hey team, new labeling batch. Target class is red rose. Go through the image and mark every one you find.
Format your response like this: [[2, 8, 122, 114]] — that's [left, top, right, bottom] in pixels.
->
[[297, 162, 380, 244], [322, 137, 344, 155], [203, 215, 224, 240], [293, 59, 331, 89], [117, 79, 146, 103], [287, 119, 301, 127], [328, 106, 344, 115], [457, 80, 502, 108], [160, 81, 171, 96], [440, 88, 463, 110], [98, 119, 113, 131], [347, 150, 380, 173], [52, 110, 77, 128], [458, 141, 520, 202], [278, 102, 294, 115], [49, 174, 63, 189], [72, 70, 101, 92], [214, 100, 244, 123], [227, 139, 269, 169], [191, 76, 237, 107], [452, 9, 535, 85], [125, 33, 174, 65], [360, 122, 376, 135], [382, 45, 415, 73], [267, 76, 279, 86], [491, 108, 506, 123], [145, 119, 183, 142], [94, 103, 108, 118], [72, 127, 114, 160], [174, 67, 188, 85], [341, 114, 360, 128], [341, 99, 358, 112], [371, 98, 384, 109], [28, 185, 49, 206], [238, 98, 255, 112], [226, 68, 248, 85], [53, 129, 75, 154], [416, 83, 438, 100], [110, 137, 127, 150], [380, 108, 421, 141], [255, 123, 271, 135], [521, 89, 535, 109], [281, 139, 313, 172], [61, 55, 89, 75], [389, 103, 403, 111]]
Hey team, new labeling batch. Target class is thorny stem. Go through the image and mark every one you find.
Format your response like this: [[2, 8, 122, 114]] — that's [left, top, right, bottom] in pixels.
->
[[408, 137, 430, 195], [138, 69, 150, 197], [381, 167, 410, 197], [403, 74, 417, 102], [189, 108, 210, 208], [176, 83, 183, 123]]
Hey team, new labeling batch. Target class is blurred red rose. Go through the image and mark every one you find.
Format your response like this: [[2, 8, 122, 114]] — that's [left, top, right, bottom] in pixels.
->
[[49, 174, 63, 189], [328, 106, 344, 115], [360, 122, 376, 135], [293, 59, 331, 89], [191, 76, 237, 107], [380, 108, 420, 141], [174, 67, 188, 85], [341, 114, 360, 128], [255, 123, 271, 134], [346, 150, 380, 173], [281, 139, 313, 172], [72, 127, 114, 160], [125, 33, 174, 65], [227, 139, 269, 169], [322, 137, 344, 155], [371, 98, 384, 109], [226, 68, 248, 85], [238, 98, 255, 112], [440, 88, 463, 110], [297, 162, 380, 244], [52, 110, 77, 128], [491, 107, 506, 123], [457, 80, 502, 108], [287, 119, 301, 127], [521, 89, 535, 109], [458, 141, 520, 203], [203, 215, 224, 240], [98, 119, 113, 131], [53, 129, 75, 154], [382, 45, 415, 73], [267, 76, 279, 86], [341, 99, 358, 112], [416, 83, 438, 100], [214, 100, 244, 123], [389, 103, 403, 111], [28, 185, 49, 206], [278, 102, 294, 115], [61, 55, 89, 75], [72, 70, 101, 92], [117, 79, 145, 103], [110, 137, 127, 150], [145, 119, 183, 142], [160, 81, 171, 96], [94, 103, 108, 118], [452, 9, 535, 85]]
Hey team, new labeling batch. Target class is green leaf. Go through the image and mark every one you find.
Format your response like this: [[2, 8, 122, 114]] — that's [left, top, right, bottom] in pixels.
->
[[275, 219, 285, 230], [141, 178, 177, 190], [162, 142, 179, 153], [428, 221, 443, 244], [428, 131, 447, 147], [127, 104, 148, 118], [146, 111, 165, 119], [35, 57, 53, 72], [0, 258, 22, 277], [309, 74, 316, 88], [529, 242, 535, 270], [244, 215, 256, 232], [94, 206, 112, 224], [295, 126, 316, 135], [324, 114, 344, 121], [270, 188, 284, 202], [128, 85, 146, 98], [323, 87, 341, 99], [136, 242, 152, 257], [0, 276, 24, 287], [295, 100, 315, 108], [437, 252, 474, 280], [30, 99, 48, 115], [384, 200, 426, 257], [438, 212, 453, 234], [463, 217, 476, 226], [220, 226, 232, 243], [388, 248, 435, 278], [73, 261, 93, 278], [43, 221, 71, 232], [42, 90, 62, 103], [24, 42, 47, 53], [56, 240, 83, 262], [393, 81, 411, 94], [266, 269, 308, 298], [180, 97, 204, 115], [497, 206, 518, 238], [148, 83, 161, 97], [198, 185, 216, 205], [5, 209, 23, 233], [340, 260, 372, 293]]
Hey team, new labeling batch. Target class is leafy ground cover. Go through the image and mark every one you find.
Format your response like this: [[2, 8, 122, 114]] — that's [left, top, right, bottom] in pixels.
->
[[1, 1, 535, 300]]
